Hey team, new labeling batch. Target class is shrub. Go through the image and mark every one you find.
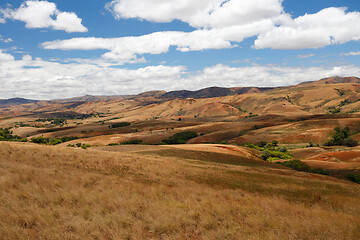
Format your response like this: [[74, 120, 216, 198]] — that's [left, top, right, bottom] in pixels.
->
[[278, 160, 311, 172], [49, 139, 63, 145], [243, 143, 260, 150], [81, 144, 91, 149], [345, 173, 360, 184], [31, 136, 50, 144], [278, 146, 288, 152], [324, 127, 355, 146], [343, 138, 358, 147], [162, 131, 198, 144], [60, 136, 78, 142], [0, 128, 21, 141], [31, 136, 78, 145], [120, 139, 143, 145], [108, 143, 119, 146], [307, 142, 315, 148], [257, 141, 268, 148], [311, 168, 330, 176], [260, 149, 292, 161], [111, 122, 131, 128]]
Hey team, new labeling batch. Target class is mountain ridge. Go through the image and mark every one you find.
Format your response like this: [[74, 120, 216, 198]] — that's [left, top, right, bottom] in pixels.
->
[[2, 76, 359, 105]]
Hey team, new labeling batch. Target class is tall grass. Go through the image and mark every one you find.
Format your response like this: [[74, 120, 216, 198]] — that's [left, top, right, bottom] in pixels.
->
[[0, 142, 360, 239]]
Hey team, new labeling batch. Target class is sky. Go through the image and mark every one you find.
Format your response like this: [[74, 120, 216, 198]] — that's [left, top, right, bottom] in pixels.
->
[[0, 0, 360, 100]]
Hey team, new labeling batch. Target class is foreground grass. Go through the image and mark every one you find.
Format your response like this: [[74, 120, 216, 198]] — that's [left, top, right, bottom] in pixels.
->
[[0, 142, 360, 239]]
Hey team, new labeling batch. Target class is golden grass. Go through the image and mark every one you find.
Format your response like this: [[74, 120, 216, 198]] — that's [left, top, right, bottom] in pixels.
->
[[1, 142, 360, 239]]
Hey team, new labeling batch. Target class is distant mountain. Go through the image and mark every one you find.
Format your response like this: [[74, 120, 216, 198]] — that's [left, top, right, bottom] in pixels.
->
[[135, 90, 167, 98], [0, 98, 38, 106], [55, 95, 127, 103], [299, 76, 360, 86], [161, 86, 274, 99]]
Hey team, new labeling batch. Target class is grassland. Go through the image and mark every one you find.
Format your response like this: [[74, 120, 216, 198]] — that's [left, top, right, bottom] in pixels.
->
[[2, 78, 360, 239], [1, 142, 360, 239]]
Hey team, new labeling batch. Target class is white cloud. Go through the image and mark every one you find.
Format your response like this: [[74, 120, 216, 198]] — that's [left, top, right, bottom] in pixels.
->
[[37, 1, 360, 63], [0, 1, 87, 33], [106, 0, 287, 29], [42, 30, 232, 62], [1, 50, 360, 100], [345, 51, 360, 56], [0, 50, 15, 61], [187, 64, 360, 88], [297, 54, 315, 59], [254, 7, 360, 49], [0, 35, 13, 43]]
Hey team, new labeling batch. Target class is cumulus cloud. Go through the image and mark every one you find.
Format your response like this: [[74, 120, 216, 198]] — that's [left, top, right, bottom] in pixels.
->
[[41, 30, 232, 62], [254, 7, 360, 49], [106, 1, 360, 51], [43, 0, 284, 62], [0, 1, 87, 32], [0, 50, 15, 61], [39, 0, 360, 63], [106, 0, 287, 29], [1, 51, 360, 100]]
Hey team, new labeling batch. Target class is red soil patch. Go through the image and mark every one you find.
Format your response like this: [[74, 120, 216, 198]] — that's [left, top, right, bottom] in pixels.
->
[[317, 151, 360, 162]]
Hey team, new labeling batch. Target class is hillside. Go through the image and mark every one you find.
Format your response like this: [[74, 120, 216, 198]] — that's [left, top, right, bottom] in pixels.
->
[[0, 98, 37, 106], [2, 77, 360, 239], [162, 86, 274, 99], [1, 142, 359, 239]]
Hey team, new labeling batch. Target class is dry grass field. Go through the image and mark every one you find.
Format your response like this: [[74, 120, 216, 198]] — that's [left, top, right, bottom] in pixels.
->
[[1, 142, 360, 239], [2, 77, 360, 239]]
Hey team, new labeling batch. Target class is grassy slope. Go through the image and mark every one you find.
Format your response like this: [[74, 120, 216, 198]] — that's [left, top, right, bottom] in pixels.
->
[[1, 142, 360, 239]]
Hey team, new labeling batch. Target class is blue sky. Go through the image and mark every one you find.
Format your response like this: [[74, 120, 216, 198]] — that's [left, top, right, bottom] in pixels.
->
[[0, 0, 360, 99]]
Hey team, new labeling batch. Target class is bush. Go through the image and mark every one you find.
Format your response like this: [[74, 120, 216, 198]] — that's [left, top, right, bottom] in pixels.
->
[[260, 149, 292, 161], [343, 138, 358, 147], [31, 136, 50, 144], [345, 173, 360, 184], [111, 122, 131, 128], [278, 159, 311, 172], [162, 131, 198, 144], [278, 146, 287, 152], [120, 139, 143, 145], [81, 144, 91, 149], [257, 141, 268, 148], [108, 143, 119, 146], [0, 128, 21, 141], [311, 168, 330, 176], [31, 136, 78, 145], [243, 143, 260, 150], [324, 127, 356, 146], [49, 139, 63, 145]]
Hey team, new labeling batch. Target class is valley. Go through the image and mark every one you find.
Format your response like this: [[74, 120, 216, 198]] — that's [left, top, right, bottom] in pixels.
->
[[1, 76, 360, 239]]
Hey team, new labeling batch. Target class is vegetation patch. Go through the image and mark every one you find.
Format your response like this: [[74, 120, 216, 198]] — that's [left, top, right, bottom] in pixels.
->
[[67, 143, 91, 149], [108, 139, 143, 146], [111, 122, 131, 128], [324, 127, 358, 147], [0, 128, 27, 142], [277, 159, 311, 172], [31, 136, 78, 145], [345, 173, 360, 184], [244, 141, 291, 162], [162, 131, 198, 144]]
